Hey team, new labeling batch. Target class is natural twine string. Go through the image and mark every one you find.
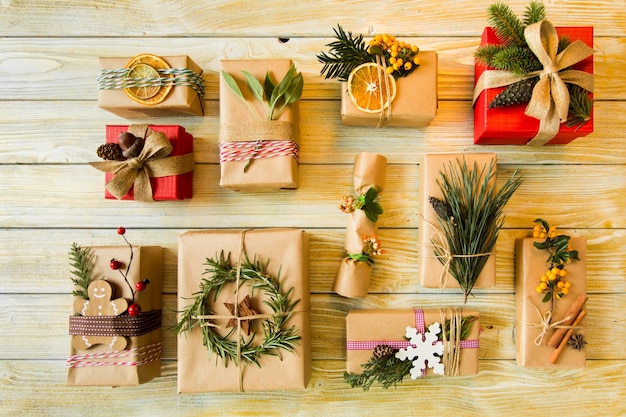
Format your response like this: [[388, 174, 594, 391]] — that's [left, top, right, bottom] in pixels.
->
[[439, 308, 463, 376], [419, 213, 494, 288], [375, 55, 392, 127], [525, 297, 582, 346]]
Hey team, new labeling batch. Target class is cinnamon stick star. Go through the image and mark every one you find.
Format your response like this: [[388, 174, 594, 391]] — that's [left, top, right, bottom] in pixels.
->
[[224, 294, 257, 336]]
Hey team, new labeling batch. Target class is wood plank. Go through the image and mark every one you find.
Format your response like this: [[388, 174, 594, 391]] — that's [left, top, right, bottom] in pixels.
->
[[0, 293, 622, 362], [1, 0, 625, 37], [0, 36, 623, 101], [2, 100, 626, 165], [1, 359, 624, 417], [1, 228, 624, 295], [1, 164, 625, 229]]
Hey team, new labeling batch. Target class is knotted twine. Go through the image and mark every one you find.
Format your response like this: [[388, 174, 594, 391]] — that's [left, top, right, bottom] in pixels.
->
[[525, 297, 583, 346], [473, 20, 594, 146], [90, 125, 194, 201], [374, 55, 393, 127], [191, 231, 301, 392]]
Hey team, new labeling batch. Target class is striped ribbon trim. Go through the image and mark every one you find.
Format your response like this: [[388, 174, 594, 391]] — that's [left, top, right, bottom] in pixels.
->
[[346, 309, 479, 371], [97, 67, 205, 100], [69, 310, 162, 337], [66, 342, 161, 368], [219, 140, 300, 163]]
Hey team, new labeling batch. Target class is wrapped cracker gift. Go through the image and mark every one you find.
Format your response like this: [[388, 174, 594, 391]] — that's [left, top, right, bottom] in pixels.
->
[[473, 3, 594, 145], [219, 60, 302, 190], [90, 124, 194, 201], [177, 229, 311, 392], [345, 308, 480, 389], [515, 221, 587, 368], [334, 152, 386, 298], [341, 51, 438, 128], [97, 54, 204, 117], [67, 238, 163, 386]]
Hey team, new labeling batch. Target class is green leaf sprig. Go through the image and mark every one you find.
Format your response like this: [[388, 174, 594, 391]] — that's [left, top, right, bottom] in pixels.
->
[[69, 243, 94, 300], [339, 186, 383, 223], [221, 63, 303, 121], [532, 219, 580, 264]]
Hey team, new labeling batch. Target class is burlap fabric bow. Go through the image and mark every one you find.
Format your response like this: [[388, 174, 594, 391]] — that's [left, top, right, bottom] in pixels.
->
[[473, 20, 594, 146], [90, 125, 194, 201]]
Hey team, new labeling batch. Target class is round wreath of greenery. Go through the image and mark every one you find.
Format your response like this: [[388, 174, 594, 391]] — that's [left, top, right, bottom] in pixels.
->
[[175, 250, 301, 366]]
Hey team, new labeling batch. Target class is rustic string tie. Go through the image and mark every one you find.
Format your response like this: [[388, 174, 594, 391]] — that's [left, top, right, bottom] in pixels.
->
[[89, 124, 195, 201], [420, 213, 494, 288], [374, 55, 392, 128], [439, 308, 463, 376], [526, 298, 582, 346], [472, 20, 595, 145]]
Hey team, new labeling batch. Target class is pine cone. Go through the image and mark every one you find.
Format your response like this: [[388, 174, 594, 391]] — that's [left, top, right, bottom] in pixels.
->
[[429, 196, 453, 222], [96, 143, 124, 161], [488, 77, 538, 109], [372, 344, 396, 360]]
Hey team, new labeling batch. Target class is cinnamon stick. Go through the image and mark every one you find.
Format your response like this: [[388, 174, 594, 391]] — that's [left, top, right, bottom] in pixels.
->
[[547, 294, 588, 348], [549, 309, 586, 365]]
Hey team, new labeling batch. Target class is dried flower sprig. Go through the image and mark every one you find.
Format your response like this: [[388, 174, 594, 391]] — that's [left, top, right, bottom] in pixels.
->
[[339, 187, 383, 222], [347, 235, 384, 266], [430, 158, 522, 303]]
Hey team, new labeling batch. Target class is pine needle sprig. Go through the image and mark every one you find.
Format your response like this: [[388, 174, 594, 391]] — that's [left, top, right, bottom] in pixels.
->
[[69, 243, 94, 299], [566, 84, 592, 129], [433, 159, 522, 303], [487, 2, 526, 47], [175, 251, 301, 367], [489, 45, 542, 75], [316, 24, 373, 81], [523, 1, 546, 26], [474, 44, 508, 67]]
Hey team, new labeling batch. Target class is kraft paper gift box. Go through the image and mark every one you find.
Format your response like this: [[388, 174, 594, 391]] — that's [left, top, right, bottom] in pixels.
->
[[177, 229, 311, 392], [341, 51, 438, 127], [474, 26, 594, 145], [334, 152, 387, 298], [219, 59, 300, 190], [67, 245, 163, 386], [98, 55, 204, 117], [418, 153, 496, 289], [346, 309, 480, 378], [515, 237, 587, 368], [94, 124, 194, 201]]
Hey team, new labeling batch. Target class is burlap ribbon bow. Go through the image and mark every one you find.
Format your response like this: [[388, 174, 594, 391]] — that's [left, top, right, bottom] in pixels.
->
[[473, 20, 595, 146], [90, 125, 194, 201]]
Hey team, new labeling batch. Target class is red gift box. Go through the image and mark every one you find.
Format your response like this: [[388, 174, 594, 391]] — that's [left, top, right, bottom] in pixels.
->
[[474, 26, 594, 145], [104, 125, 193, 200]]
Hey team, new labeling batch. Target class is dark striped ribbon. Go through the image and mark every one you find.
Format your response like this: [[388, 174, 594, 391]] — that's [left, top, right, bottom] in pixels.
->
[[69, 309, 162, 337]]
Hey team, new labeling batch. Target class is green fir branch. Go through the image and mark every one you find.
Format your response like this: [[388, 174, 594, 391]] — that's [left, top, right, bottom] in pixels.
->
[[434, 159, 523, 303], [316, 24, 373, 81], [487, 2, 526, 47], [566, 84, 593, 129], [474, 44, 508, 67], [69, 243, 94, 299], [523, 1, 546, 26], [490, 45, 542, 75]]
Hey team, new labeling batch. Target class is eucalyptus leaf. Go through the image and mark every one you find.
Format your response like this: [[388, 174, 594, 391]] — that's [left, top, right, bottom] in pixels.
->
[[242, 70, 265, 102], [284, 72, 304, 105], [221, 70, 245, 100], [264, 71, 275, 100]]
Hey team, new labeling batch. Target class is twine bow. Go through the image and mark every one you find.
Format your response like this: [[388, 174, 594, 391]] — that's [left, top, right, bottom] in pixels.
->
[[90, 125, 194, 201], [473, 20, 595, 145], [526, 298, 581, 346]]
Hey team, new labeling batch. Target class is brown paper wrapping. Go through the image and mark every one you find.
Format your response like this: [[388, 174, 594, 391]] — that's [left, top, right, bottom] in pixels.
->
[[219, 59, 300, 190], [418, 153, 496, 288], [67, 246, 163, 386], [334, 153, 387, 298], [346, 309, 480, 376], [177, 229, 310, 392], [98, 55, 204, 117], [341, 51, 438, 127], [515, 237, 587, 368]]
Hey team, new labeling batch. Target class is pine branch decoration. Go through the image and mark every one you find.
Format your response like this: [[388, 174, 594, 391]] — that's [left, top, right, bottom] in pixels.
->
[[487, 2, 528, 47], [69, 243, 94, 299], [566, 84, 593, 129], [523, 1, 546, 26], [316, 25, 372, 81]]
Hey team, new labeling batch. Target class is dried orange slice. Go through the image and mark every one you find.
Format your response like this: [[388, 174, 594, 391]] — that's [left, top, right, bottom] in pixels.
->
[[347, 62, 396, 113], [124, 54, 173, 105]]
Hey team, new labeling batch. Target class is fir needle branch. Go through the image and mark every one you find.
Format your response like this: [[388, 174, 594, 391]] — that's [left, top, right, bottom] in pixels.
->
[[316, 24, 373, 81], [487, 2, 526, 47], [69, 243, 94, 299]]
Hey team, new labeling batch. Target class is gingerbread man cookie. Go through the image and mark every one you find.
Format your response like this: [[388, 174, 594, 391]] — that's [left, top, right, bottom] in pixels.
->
[[72, 280, 128, 351]]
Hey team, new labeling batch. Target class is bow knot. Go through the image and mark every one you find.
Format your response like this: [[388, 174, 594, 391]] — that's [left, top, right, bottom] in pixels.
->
[[126, 157, 145, 171]]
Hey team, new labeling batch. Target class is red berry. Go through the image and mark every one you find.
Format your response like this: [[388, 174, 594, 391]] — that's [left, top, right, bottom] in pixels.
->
[[128, 303, 141, 316], [135, 279, 149, 291], [109, 259, 121, 270], [117, 227, 126, 235]]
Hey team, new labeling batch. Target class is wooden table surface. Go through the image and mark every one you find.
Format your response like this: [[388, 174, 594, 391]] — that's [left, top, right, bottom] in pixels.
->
[[1, 1, 625, 416]]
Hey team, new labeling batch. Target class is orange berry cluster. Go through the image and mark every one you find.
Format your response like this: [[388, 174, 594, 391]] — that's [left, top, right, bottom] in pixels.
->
[[536, 265, 571, 299], [533, 223, 557, 239], [363, 235, 384, 257], [368, 34, 420, 77], [339, 195, 356, 213]]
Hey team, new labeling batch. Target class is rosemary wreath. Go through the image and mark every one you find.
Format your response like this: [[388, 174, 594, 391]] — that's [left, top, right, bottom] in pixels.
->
[[175, 250, 301, 367]]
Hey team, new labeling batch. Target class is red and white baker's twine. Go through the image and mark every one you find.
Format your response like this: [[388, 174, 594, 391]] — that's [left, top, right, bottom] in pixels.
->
[[219, 140, 300, 163], [66, 342, 161, 368]]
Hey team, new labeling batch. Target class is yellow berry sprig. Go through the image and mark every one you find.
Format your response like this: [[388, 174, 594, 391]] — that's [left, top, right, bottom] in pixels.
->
[[532, 219, 580, 304], [368, 34, 420, 78]]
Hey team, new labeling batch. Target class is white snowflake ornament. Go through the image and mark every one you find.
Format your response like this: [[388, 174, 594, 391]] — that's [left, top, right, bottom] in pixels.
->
[[395, 322, 445, 379]]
